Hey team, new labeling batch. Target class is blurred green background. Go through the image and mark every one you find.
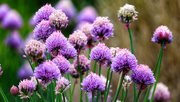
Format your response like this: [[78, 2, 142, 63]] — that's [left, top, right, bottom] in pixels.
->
[[0, 0, 180, 102]]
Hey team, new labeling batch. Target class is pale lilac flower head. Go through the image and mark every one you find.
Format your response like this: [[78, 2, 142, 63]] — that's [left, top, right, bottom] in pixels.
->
[[74, 55, 90, 74], [2, 10, 23, 29], [34, 60, 61, 83], [0, 4, 10, 21], [49, 10, 68, 30], [111, 48, 137, 74], [90, 43, 112, 66], [80, 23, 98, 48], [29, 15, 36, 27], [25, 40, 45, 59], [0, 65, 3, 76], [77, 6, 98, 23], [152, 26, 173, 49], [91, 17, 114, 41], [59, 43, 77, 59], [45, 31, 68, 54], [81, 72, 105, 92], [5, 30, 23, 49], [68, 30, 87, 54], [55, 0, 76, 20], [55, 77, 70, 94], [122, 75, 132, 90], [33, 4, 55, 25], [69, 64, 79, 79], [118, 4, 138, 23], [110, 47, 121, 57], [18, 79, 35, 99], [52, 55, 70, 74], [18, 61, 33, 79], [10, 85, 19, 96], [131, 64, 155, 90], [148, 83, 170, 101], [33, 20, 55, 41]]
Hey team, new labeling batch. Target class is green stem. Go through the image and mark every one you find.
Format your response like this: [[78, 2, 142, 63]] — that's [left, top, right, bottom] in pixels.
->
[[121, 89, 124, 102], [60, 93, 62, 102], [63, 93, 66, 102], [85, 93, 89, 102], [96, 64, 102, 102], [67, 73, 72, 102], [72, 81, 76, 95], [36, 79, 45, 102], [113, 74, 125, 102], [77, 55, 83, 102], [93, 61, 97, 73], [51, 82, 55, 102], [135, 90, 141, 102], [104, 67, 111, 98], [64, 92, 69, 102], [15, 97, 18, 102], [143, 46, 163, 102], [88, 48, 91, 60], [92, 91, 95, 102], [104, 71, 113, 102], [124, 88, 128, 102], [0, 87, 8, 102], [21, 49, 34, 71], [150, 42, 165, 102], [99, 64, 101, 76]]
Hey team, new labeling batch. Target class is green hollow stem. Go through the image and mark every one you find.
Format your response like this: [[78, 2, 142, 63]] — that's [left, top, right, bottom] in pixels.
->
[[92, 91, 95, 102], [113, 74, 125, 102], [143, 44, 163, 102], [72, 81, 76, 95], [93, 61, 97, 73], [51, 82, 55, 102], [104, 70, 113, 102], [67, 73, 72, 102], [77, 55, 83, 102], [60, 93, 63, 102], [104, 67, 111, 98], [121, 89, 124, 102], [63, 93, 66, 102], [36, 79, 45, 102], [135, 90, 141, 102], [15, 97, 18, 102], [96, 64, 102, 102], [64, 92, 69, 101], [124, 88, 128, 102], [0, 87, 8, 102], [150, 42, 165, 102]]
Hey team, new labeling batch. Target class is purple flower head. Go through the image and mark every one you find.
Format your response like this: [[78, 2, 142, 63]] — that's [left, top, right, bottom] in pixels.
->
[[18, 61, 33, 79], [33, 4, 55, 25], [55, 0, 76, 20], [111, 48, 137, 74], [91, 17, 114, 41], [148, 83, 170, 101], [45, 31, 68, 55], [55, 77, 70, 94], [34, 60, 61, 83], [80, 23, 98, 48], [74, 55, 90, 74], [77, 6, 98, 24], [49, 10, 68, 30], [81, 72, 105, 92], [29, 15, 36, 27], [68, 30, 87, 54], [87, 92, 111, 102], [5, 30, 23, 49], [25, 40, 45, 59], [33, 20, 55, 41], [131, 64, 155, 90], [2, 10, 23, 29], [18, 79, 36, 99], [69, 64, 79, 79], [152, 26, 173, 50], [59, 43, 77, 59], [118, 4, 138, 24], [90, 43, 112, 66], [0, 4, 10, 21], [0, 65, 3, 76], [52, 55, 70, 75]]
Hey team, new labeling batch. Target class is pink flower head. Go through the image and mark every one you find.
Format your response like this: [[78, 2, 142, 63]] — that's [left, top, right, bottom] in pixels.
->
[[18, 79, 35, 99], [55, 77, 70, 94], [49, 10, 68, 30], [10, 85, 19, 96], [0, 65, 3, 76], [68, 30, 87, 54], [110, 47, 121, 57], [69, 64, 79, 79]]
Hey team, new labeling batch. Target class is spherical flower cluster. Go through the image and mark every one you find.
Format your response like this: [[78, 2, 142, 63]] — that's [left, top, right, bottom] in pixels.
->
[[49, 10, 68, 30], [25, 40, 45, 59], [69, 64, 79, 79], [0, 4, 10, 21], [10, 85, 19, 96], [18, 79, 35, 99], [131, 64, 155, 90], [33, 20, 55, 41], [52, 55, 70, 74], [33, 4, 55, 25], [118, 4, 138, 23], [80, 23, 98, 48], [2, 10, 23, 29], [148, 83, 170, 101], [59, 43, 77, 59], [5, 30, 22, 49], [0, 65, 3, 76], [68, 30, 87, 54], [90, 43, 112, 66], [111, 48, 137, 74], [110, 47, 121, 57], [122, 75, 132, 90], [91, 17, 114, 41], [74, 55, 90, 74], [34, 60, 61, 83], [81, 72, 105, 92], [55, 77, 70, 94], [55, 0, 76, 20], [45, 31, 68, 54], [152, 26, 173, 49], [77, 6, 98, 24]]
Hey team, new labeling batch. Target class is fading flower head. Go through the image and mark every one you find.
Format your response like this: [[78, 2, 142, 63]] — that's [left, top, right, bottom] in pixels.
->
[[122, 75, 132, 90], [91, 17, 114, 41], [69, 64, 79, 79], [131, 64, 155, 90], [55, 77, 70, 94], [0, 4, 10, 21]]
